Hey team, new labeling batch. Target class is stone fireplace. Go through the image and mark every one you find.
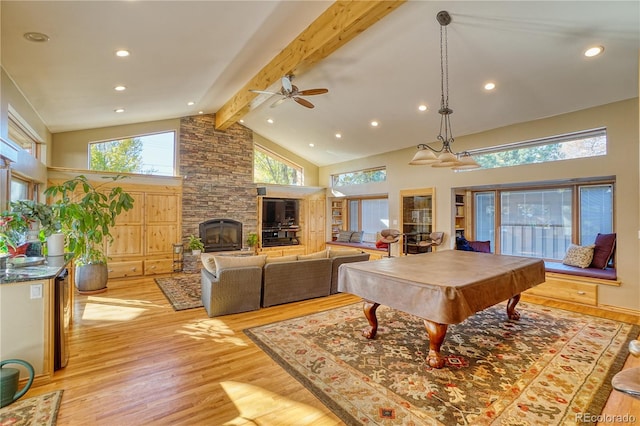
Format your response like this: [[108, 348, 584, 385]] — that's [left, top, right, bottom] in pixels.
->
[[199, 218, 242, 252]]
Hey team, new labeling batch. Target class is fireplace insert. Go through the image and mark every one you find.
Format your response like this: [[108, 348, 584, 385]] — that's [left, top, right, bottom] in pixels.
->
[[199, 219, 242, 252]]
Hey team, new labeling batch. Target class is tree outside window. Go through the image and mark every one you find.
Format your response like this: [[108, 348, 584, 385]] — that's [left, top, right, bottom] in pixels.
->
[[254, 146, 303, 185]]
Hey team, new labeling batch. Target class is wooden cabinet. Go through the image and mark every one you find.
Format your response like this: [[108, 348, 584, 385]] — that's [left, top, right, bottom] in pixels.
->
[[104, 184, 182, 279], [307, 196, 326, 253], [400, 188, 434, 255]]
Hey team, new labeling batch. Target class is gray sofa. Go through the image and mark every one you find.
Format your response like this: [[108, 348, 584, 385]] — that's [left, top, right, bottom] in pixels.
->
[[200, 249, 370, 315], [262, 258, 333, 307], [201, 267, 263, 317]]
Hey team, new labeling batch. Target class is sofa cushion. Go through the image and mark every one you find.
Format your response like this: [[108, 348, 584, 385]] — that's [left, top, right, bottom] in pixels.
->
[[562, 244, 595, 268], [200, 253, 218, 275], [349, 231, 364, 243], [265, 254, 298, 264], [590, 233, 616, 269], [336, 231, 352, 242], [328, 248, 361, 258], [213, 254, 267, 275], [298, 250, 328, 260]]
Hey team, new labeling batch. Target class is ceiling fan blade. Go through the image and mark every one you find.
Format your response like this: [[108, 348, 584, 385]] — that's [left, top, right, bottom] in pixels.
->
[[281, 75, 293, 93], [294, 97, 315, 109], [270, 97, 287, 108], [250, 89, 279, 95], [297, 88, 328, 96]]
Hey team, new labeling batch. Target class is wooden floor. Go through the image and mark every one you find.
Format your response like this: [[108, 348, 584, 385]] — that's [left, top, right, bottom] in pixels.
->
[[29, 275, 639, 425]]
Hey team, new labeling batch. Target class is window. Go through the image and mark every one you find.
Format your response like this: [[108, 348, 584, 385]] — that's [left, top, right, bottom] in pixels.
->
[[10, 176, 32, 202], [8, 108, 42, 160], [472, 179, 614, 260], [89, 131, 176, 176], [254, 145, 303, 186], [347, 197, 388, 242], [331, 167, 386, 187], [469, 128, 606, 169]]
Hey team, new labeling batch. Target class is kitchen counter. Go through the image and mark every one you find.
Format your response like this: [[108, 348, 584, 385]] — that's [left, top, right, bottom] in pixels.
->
[[0, 254, 73, 284]]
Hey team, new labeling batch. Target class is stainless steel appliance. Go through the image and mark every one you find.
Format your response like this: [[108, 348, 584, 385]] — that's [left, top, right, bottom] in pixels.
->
[[54, 268, 70, 370]]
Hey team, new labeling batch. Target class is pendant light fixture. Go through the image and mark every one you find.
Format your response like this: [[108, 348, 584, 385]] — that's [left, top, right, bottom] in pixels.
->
[[409, 11, 480, 170]]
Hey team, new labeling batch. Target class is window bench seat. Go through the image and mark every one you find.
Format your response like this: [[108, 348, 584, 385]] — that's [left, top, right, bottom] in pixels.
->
[[326, 241, 387, 260], [524, 261, 619, 307], [544, 261, 617, 281]]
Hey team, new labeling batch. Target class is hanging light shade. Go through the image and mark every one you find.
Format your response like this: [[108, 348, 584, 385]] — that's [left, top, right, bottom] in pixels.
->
[[408, 11, 479, 170], [409, 145, 439, 165]]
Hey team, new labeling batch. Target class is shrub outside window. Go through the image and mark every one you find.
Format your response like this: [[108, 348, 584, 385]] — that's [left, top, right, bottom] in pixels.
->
[[332, 167, 386, 187]]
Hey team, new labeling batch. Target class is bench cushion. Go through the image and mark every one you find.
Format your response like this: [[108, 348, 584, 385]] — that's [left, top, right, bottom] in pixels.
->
[[544, 261, 616, 280]]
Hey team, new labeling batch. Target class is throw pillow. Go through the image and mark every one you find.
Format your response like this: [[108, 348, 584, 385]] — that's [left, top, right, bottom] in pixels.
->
[[455, 236, 474, 251], [590, 233, 616, 269], [214, 254, 267, 275], [200, 253, 217, 275], [265, 254, 298, 264], [328, 248, 361, 258], [562, 244, 595, 268], [336, 231, 352, 242], [349, 231, 364, 243], [375, 239, 389, 249], [298, 250, 328, 260]]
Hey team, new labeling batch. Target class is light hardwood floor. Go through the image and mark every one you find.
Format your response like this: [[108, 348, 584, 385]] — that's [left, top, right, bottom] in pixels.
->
[[29, 275, 639, 425]]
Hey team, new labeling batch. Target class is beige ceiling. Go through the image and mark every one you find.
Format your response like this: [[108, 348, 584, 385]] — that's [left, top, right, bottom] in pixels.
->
[[1, 1, 638, 167]]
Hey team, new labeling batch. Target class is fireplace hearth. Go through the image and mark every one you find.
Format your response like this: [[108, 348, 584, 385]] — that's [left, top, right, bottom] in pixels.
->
[[199, 219, 242, 252]]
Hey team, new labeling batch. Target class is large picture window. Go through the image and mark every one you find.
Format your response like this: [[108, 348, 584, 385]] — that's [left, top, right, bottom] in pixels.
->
[[254, 145, 303, 186], [472, 179, 614, 260], [89, 131, 176, 176], [347, 197, 388, 242]]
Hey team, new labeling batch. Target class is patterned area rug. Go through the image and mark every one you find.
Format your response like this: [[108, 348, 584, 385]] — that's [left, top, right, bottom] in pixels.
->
[[155, 273, 203, 311], [0, 390, 63, 426], [245, 302, 639, 425]]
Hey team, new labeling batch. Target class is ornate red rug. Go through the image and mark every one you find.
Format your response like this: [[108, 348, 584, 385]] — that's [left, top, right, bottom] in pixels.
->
[[0, 390, 63, 426], [245, 302, 638, 425], [155, 273, 203, 311]]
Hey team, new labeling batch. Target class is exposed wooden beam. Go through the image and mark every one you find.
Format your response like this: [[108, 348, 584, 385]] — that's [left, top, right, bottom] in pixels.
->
[[214, 0, 406, 130]]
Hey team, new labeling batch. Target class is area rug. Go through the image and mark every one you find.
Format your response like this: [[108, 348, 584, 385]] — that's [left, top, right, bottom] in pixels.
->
[[245, 302, 639, 425], [155, 273, 203, 311], [0, 390, 63, 426]]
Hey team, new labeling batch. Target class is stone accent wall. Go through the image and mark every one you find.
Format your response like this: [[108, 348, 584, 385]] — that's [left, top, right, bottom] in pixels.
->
[[179, 114, 257, 248]]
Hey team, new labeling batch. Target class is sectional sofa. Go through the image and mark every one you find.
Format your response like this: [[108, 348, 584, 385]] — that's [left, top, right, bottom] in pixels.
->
[[200, 248, 370, 317]]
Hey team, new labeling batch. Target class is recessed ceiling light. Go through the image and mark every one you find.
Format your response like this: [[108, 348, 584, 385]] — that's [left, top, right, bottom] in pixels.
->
[[335, 133, 342, 139], [239, 119, 244, 123], [370, 120, 379, 127], [198, 111, 204, 114], [114, 108, 125, 113], [484, 82, 496, 91], [23, 32, 50, 43], [267, 118, 274, 124], [114, 85, 126, 92], [418, 104, 428, 112], [187, 101, 195, 106], [309, 143, 315, 147], [115, 49, 130, 57], [584, 46, 604, 57]]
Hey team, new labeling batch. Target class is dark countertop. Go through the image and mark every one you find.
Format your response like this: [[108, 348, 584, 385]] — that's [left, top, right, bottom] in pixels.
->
[[0, 254, 73, 284]]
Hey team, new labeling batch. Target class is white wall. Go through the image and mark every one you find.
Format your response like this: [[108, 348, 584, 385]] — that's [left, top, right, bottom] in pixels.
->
[[320, 98, 640, 312]]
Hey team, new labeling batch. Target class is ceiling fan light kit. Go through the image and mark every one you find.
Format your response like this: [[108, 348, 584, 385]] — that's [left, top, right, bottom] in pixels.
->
[[250, 74, 328, 109], [409, 10, 480, 170]]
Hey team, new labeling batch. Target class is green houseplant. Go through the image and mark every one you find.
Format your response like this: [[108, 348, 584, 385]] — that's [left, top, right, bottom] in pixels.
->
[[246, 232, 260, 255], [44, 175, 135, 293], [187, 234, 204, 255]]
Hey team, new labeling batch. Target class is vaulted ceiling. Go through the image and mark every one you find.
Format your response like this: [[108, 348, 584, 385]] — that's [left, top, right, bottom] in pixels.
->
[[2, 1, 638, 167]]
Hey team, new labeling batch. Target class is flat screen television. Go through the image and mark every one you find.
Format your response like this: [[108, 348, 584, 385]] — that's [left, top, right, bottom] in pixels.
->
[[262, 198, 299, 228]]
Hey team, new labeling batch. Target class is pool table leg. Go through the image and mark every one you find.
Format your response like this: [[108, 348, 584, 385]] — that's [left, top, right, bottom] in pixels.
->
[[506, 294, 521, 320], [362, 301, 380, 339], [423, 320, 448, 368]]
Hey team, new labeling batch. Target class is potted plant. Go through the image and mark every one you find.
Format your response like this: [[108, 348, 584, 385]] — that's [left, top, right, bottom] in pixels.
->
[[188, 235, 204, 255], [246, 232, 260, 255], [44, 175, 135, 293]]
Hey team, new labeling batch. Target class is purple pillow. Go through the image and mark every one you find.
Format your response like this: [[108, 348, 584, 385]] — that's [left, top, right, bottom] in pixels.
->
[[590, 233, 616, 269]]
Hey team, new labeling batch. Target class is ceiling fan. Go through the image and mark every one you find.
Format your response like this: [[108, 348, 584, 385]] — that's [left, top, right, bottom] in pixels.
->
[[250, 74, 328, 109]]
